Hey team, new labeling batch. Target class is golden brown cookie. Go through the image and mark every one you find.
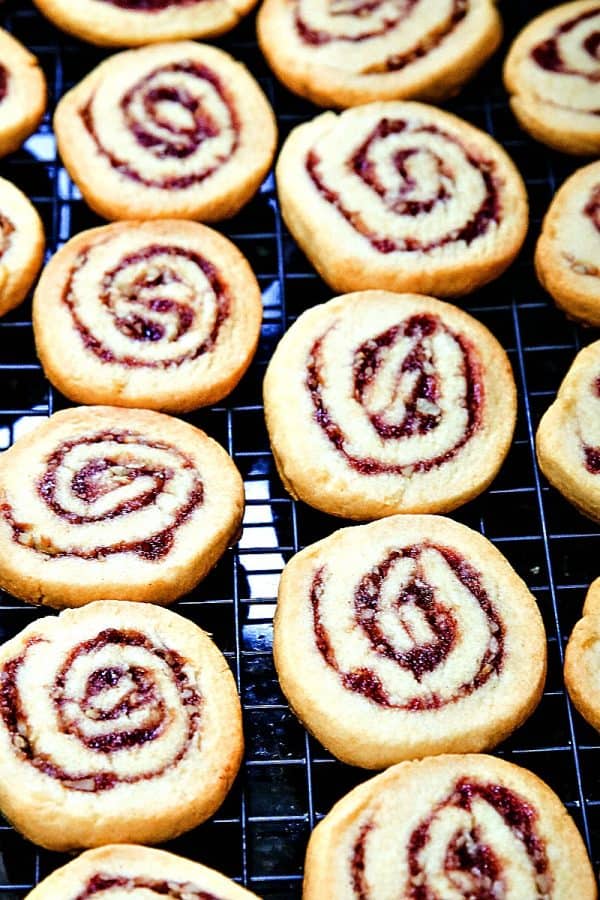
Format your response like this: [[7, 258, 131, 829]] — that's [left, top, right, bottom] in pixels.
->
[[275, 515, 546, 769], [565, 578, 600, 731], [26, 845, 259, 899], [33, 221, 262, 412], [54, 42, 277, 222], [0, 406, 244, 608], [263, 291, 516, 520], [536, 162, 600, 327], [32, 0, 258, 47], [0, 29, 46, 158], [504, 1, 600, 155], [276, 101, 528, 297], [0, 601, 243, 850], [0, 175, 44, 316], [303, 754, 596, 899], [536, 341, 600, 523], [258, 0, 502, 109]]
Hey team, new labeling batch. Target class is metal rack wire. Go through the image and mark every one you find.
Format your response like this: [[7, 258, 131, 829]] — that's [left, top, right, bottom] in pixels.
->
[[0, 0, 598, 896]]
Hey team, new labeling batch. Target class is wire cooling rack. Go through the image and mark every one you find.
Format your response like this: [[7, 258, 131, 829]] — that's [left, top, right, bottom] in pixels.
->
[[0, 0, 598, 896]]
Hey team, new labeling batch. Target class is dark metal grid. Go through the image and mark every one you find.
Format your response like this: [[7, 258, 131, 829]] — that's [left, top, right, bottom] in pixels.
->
[[0, 0, 597, 896]]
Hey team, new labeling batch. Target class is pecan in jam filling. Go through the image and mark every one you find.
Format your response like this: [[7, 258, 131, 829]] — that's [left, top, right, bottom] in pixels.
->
[[0, 629, 202, 791], [311, 542, 504, 709]]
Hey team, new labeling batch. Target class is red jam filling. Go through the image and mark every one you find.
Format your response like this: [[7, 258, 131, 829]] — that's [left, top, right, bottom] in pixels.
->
[[98, 0, 200, 10], [532, 6, 600, 83], [306, 314, 483, 475], [77, 875, 220, 898], [310, 542, 504, 709]]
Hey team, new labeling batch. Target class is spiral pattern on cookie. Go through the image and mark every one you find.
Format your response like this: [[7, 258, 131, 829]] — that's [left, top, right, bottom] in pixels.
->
[[81, 60, 239, 190], [306, 115, 501, 255], [0, 627, 202, 792], [311, 541, 503, 710], [531, 5, 600, 101], [307, 312, 482, 475], [99, 0, 201, 9], [64, 241, 229, 368], [351, 779, 551, 898], [295, 0, 467, 72], [74, 877, 219, 899], [1, 430, 203, 560]]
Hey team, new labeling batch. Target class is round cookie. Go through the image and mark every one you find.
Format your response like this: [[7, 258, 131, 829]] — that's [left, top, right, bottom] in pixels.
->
[[0, 601, 243, 850], [33, 221, 262, 412], [26, 845, 260, 898], [276, 101, 528, 297], [303, 754, 596, 899], [54, 42, 277, 222], [258, 0, 502, 109], [565, 578, 600, 731], [263, 291, 516, 519], [536, 162, 600, 327], [275, 515, 546, 769], [0, 176, 44, 316], [0, 30, 46, 158], [32, 0, 258, 47], [0, 405, 244, 608], [504, 1, 600, 155], [536, 340, 600, 523]]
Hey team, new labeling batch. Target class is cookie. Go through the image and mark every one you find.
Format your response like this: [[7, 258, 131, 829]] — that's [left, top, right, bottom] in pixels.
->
[[0, 600, 243, 850], [26, 845, 259, 899], [263, 291, 516, 520], [275, 515, 546, 769], [504, 1, 600, 155], [0, 29, 46, 158], [257, 0, 502, 109], [54, 42, 277, 222], [536, 341, 600, 522], [536, 162, 600, 327], [0, 176, 44, 316], [32, 0, 258, 47], [303, 753, 596, 899], [0, 406, 244, 608], [33, 221, 262, 412], [565, 578, 600, 731], [277, 101, 527, 297]]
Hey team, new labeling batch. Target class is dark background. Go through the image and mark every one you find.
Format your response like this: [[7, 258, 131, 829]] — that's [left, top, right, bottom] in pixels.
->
[[0, 0, 598, 896]]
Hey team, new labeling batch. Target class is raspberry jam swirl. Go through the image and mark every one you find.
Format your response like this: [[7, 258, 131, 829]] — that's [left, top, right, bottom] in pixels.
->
[[311, 542, 504, 710], [307, 313, 483, 475], [76, 875, 220, 898], [295, 0, 467, 74], [0, 213, 14, 260], [0, 430, 203, 560], [530, 6, 600, 114], [0, 64, 8, 105], [306, 117, 500, 255], [351, 779, 551, 898], [98, 0, 201, 10], [81, 61, 240, 190], [581, 374, 600, 474], [0, 629, 202, 792], [63, 242, 230, 368]]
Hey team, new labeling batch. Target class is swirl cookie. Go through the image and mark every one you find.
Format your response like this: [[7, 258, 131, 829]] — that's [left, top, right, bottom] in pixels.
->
[[257, 0, 502, 109], [303, 754, 596, 899], [536, 341, 600, 523], [0, 601, 243, 850], [536, 162, 600, 327], [504, 1, 600, 155], [54, 42, 277, 222], [0, 176, 44, 317], [263, 291, 516, 519], [565, 579, 600, 731], [26, 845, 259, 899], [277, 101, 527, 297], [0, 30, 46, 158], [32, 0, 258, 47], [0, 406, 244, 608], [275, 515, 546, 769], [33, 221, 262, 412]]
